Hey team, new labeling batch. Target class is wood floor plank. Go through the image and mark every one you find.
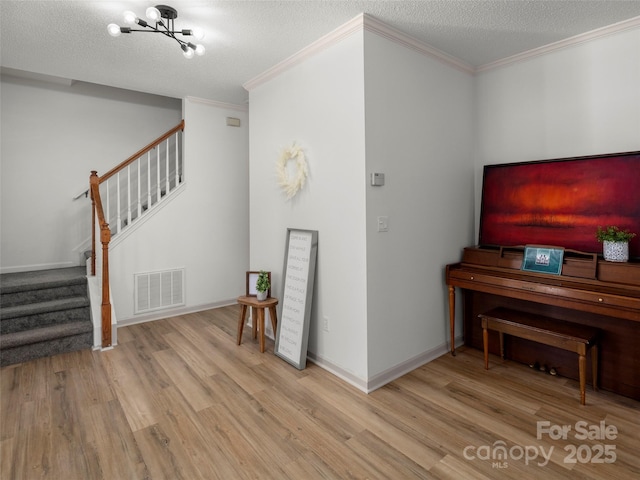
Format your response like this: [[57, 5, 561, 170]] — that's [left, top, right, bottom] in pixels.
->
[[133, 422, 204, 480], [345, 429, 432, 478], [298, 370, 445, 471], [2, 304, 638, 479], [281, 451, 343, 479], [101, 343, 168, 432], [153, 347, 218, 412], [429, 453, 495, 480], [161, 329, 221, 378], [48, 369, 98, 478], [150, 385, 227, 480], [83, 398, 149, 479]]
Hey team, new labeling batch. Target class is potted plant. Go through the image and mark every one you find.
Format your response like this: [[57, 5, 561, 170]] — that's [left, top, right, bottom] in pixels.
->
[[255, 270, 270, 300], [596, 226, 636, 262]]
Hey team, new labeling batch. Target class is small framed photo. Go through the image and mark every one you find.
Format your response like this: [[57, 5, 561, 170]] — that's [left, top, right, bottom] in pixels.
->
[[521, 246, 564, 275], [246, 271, 271, 297]]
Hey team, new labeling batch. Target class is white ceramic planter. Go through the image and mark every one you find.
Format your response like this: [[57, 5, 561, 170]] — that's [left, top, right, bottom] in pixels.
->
[[603, 240, 629, 262], [256, 290, 268, 301]]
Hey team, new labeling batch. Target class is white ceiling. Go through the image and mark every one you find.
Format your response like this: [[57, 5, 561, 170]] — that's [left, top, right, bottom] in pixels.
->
[[2, 1, 640, 105]]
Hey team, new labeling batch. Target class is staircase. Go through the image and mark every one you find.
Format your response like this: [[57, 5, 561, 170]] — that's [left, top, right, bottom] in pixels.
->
[[0, 266, 93, 366]]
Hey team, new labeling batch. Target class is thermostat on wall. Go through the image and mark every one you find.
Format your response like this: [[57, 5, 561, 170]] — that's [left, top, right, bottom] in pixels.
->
[[371, 173, 385, 186]]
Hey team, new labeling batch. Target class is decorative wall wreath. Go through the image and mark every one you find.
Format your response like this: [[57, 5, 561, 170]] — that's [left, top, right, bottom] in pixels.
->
[[277, 143, 308, 200]]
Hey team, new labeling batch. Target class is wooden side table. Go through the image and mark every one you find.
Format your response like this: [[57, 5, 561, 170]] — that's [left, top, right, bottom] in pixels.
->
[[236, 296, 278, 353]]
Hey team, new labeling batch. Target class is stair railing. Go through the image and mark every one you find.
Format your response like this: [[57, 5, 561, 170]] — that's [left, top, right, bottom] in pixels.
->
[[89, 172, 112, 347], [89, 120, 185, 348]]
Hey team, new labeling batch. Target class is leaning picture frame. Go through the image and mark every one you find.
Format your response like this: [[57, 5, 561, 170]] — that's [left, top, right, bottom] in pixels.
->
[[274, 229, 318, 370], [521, 246, 564, 275], [246, 271, 271, 297]]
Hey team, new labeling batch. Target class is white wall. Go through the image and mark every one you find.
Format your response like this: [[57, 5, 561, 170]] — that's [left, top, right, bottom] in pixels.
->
[[248, 31, 369, 383], [111, 97, 249, 323], [475, 26, 640, 234], [247, 22, 475, 389], [0, 74, 181, 272], [363, 32, 475, 382]]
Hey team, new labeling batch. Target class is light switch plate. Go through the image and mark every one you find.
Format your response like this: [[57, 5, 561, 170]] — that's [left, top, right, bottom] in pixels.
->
[[371, 173, 385, 186]]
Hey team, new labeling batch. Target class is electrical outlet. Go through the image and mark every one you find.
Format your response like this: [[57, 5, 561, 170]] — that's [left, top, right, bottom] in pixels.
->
[[323, 316, 330, 332]]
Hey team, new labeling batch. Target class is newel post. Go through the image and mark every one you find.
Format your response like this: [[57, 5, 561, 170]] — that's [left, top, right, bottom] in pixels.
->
[[100, 222, 112, 348], [90, 171, 99, 276]]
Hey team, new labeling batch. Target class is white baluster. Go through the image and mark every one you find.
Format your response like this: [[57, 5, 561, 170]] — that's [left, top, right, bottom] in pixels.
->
[[116, 171, 121, 234], [126, 164, 132, 227], [165, 138, 170, 194], [175, 131, 180, 185], [156, 147, 161, 203], [137, 157, 142, 218], [147, 151, 152, 211], [104, 180, 110, 228]]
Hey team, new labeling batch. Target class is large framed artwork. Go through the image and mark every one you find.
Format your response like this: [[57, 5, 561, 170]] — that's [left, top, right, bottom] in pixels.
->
[[479, 151, 640, 259]]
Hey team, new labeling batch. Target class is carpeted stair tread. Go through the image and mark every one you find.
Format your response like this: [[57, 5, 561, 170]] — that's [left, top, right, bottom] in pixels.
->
[[1, 297, 89, 320], [0, 320, 92, 349], [0, 266, 86, 294], [0, 266, 94, 366]]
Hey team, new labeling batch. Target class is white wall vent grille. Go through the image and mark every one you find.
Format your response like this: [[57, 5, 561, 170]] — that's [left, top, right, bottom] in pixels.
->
[[134, 268, 185, 314]]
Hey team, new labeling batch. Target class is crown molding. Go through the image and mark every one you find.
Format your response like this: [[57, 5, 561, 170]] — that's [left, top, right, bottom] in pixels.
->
[[361, 14, 474, 74], [476, 15, 640, 73], [185, 96, 248, 112], [243, 14, 365, 92], [243, 13, 474, 92], [1, 67, 75, 87], [243, 13, 640, 91]]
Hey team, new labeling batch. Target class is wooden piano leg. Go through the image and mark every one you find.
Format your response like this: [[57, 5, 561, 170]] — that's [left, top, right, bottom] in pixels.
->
[[448, 285, 456, 356], [592, 345, 598, 391], [579, 353, 586, 405], [483, 325, 489, 370]]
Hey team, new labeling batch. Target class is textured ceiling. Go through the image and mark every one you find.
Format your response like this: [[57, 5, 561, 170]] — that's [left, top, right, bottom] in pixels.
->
[[2, 1, 640, 105]]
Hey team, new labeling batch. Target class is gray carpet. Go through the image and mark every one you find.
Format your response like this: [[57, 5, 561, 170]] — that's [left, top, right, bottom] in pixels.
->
[[0, 266, 93, 366]]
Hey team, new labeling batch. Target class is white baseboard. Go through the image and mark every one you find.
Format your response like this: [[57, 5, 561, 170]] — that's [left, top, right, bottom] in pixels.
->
[[307, 334, 465, 394], [116, 299, 237, 327], [306, 352, 369, 393]]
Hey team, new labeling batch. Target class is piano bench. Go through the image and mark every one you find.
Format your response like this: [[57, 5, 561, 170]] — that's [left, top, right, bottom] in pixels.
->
[[478, 307, 600, 405]]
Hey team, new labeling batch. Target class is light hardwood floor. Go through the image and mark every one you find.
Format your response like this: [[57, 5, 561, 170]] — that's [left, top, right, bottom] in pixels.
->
[[2, 305, 639, 479]]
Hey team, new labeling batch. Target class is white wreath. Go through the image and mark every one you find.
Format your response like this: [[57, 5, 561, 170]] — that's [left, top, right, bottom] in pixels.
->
[[277, 144, 308, 200]]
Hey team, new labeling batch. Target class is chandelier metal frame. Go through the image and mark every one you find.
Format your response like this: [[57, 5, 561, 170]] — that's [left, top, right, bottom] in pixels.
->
[[108, 5, 205, 58]]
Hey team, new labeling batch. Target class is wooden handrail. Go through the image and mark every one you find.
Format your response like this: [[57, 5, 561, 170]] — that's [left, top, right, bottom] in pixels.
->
[[100, 120, 185, 183], [89, 120, 185, 349]]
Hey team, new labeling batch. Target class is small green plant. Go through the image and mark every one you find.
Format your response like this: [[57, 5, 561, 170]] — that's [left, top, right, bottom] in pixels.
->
[[596, 226, 636, 243], [256, 270, 270, 293]]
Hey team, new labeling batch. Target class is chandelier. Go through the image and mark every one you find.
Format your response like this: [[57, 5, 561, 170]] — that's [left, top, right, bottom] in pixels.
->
[[107, 5, 205, 59]]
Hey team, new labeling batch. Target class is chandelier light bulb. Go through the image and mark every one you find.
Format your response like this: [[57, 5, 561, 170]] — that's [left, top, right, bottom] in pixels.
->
[[146, 7, 161, 22], [195, 44, 205, 56], [107, 23, 122, 37], [181, 44, 195, 59], [192, 28, 205, 40], [123, 11, 137, 25]]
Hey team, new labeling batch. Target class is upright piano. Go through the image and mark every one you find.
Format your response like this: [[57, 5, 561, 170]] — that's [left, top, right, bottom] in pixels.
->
[[446, 245, 640, 400]]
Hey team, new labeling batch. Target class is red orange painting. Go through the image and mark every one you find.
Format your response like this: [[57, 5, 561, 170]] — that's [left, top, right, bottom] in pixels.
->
[[479, 152, 640, 259]]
